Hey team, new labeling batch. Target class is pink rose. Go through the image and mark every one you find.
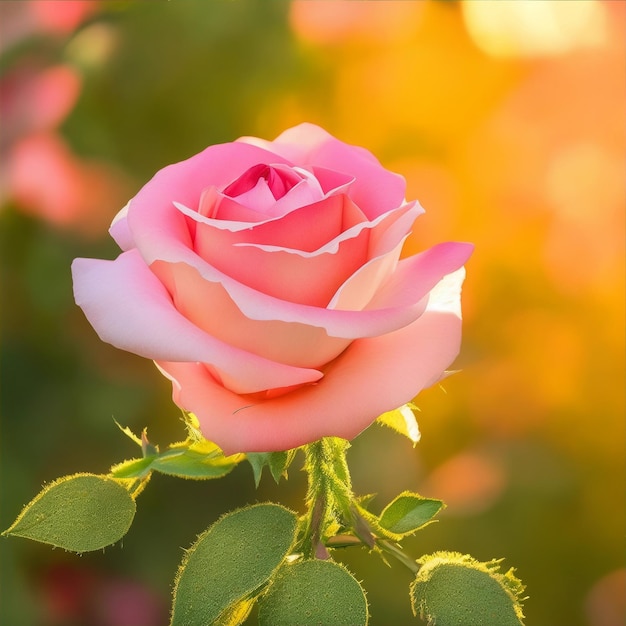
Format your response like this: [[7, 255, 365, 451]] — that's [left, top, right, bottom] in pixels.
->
[[72, 124, 472, 453]]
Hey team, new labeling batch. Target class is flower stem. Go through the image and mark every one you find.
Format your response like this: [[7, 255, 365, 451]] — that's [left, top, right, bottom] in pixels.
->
[[301, 438, 354, 558], [300, 438, 422, 576]]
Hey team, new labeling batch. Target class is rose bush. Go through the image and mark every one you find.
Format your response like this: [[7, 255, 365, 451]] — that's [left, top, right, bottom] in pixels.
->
[[72, 124, 472, 453]]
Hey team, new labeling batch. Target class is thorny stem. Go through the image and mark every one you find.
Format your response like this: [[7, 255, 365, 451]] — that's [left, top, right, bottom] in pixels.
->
[[301, 438, 354, 558], [300, 438, 422, 576]]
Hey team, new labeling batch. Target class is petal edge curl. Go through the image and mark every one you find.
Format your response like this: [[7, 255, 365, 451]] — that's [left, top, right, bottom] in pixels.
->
[[129, 191, 472, 339], [71, 250, 322, 394]]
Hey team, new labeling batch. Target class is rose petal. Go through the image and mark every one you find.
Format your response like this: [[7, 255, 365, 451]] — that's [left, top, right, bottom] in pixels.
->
[[186, 192, 364, 249], [225, 177, 277, 213], [237, 123, 406, 219], [366, 241, 474, 310], [109, 202, 133, 250], [329, 201, 424, 310], [222, 163, 302, 199], [310, 166, 355, 196], [125, 140, 292, 241], [180, 198, 422, 310], [199, 186, 266, 222], [262, 174, 326, 217], [188, 196, 399, 307], [222, 164, 325, 218], [222, 202, 421, 307], [71, 250, 322, 394], [129, 182, 472, 340], [151, 260, 353, 367], [197, 169, 339, 226], [328, 239, 406, 311], [156, 268, 467, 453]]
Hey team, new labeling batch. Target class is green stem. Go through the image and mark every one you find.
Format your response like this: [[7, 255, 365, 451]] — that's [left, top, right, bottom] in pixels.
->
[[300, 438, 423, 578], [118, 475, 150, 500], [299, 439, 424, 578], [301, 438, 354, 558]]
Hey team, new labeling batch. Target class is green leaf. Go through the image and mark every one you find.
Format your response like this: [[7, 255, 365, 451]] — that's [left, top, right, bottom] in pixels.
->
[[410, 552, 526, 626], [247, 450, 296, 487], [152, 451, 236, 479], [214, 597, 255, 626], [110, 439, 243, 481], [379, 492, 444, 536], [2, 473, 135, 552], [153, 439, 243, 480], [110, 457, 154, 479], [170, 503, 298, 626], [259, 559, 369, 626], [377, 403, 421, 444]]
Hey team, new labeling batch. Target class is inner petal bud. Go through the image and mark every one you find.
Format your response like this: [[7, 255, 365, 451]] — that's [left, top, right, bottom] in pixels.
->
[[222, 163, 303, 201]]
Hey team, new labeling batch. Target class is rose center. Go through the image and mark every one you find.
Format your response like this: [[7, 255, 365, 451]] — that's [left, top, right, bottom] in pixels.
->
[[222, 164, 303, 201]]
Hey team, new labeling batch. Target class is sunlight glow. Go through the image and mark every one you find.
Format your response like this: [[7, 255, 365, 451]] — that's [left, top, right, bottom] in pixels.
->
[[462, 0, 608, 58]]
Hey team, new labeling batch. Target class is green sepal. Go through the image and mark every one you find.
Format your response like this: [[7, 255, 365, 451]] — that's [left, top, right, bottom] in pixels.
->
[[356, 493, 377, 509], [2, 473, 135, 552], [114, 420, 142, 447], [378, 491, 444, 537], [410, 551, 526, 625], [181, 411, 204, 440], [377, 403, 421, 444], [170, 503, 298, 626], [141, 428, 159, 457], [247, 449, 296, 487], [258, 559, 369, 626]]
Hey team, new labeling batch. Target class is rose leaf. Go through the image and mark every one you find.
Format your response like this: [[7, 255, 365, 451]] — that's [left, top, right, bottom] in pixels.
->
[[2, 473, 136, 552], [258, 559, 369, 626], [170, 503, 297, 626]]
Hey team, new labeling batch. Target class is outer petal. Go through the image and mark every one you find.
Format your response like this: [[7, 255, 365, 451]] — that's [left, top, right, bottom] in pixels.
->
[[150, 241, 472, 368], [109, 202, 133, 250], [156, 268, 468, 454], [151, 260, 353, 368], [237, 123, 406, 220], [366, 242, 473, 310], [71, 250, 322, 394], [328, 201, 424, 310]]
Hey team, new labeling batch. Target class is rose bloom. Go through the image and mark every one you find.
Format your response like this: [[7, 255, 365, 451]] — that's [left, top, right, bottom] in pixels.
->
[[72, 124, 472, 453]]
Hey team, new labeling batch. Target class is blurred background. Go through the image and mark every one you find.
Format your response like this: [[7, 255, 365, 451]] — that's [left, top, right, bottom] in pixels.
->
[[0, 1, 623, 625]]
